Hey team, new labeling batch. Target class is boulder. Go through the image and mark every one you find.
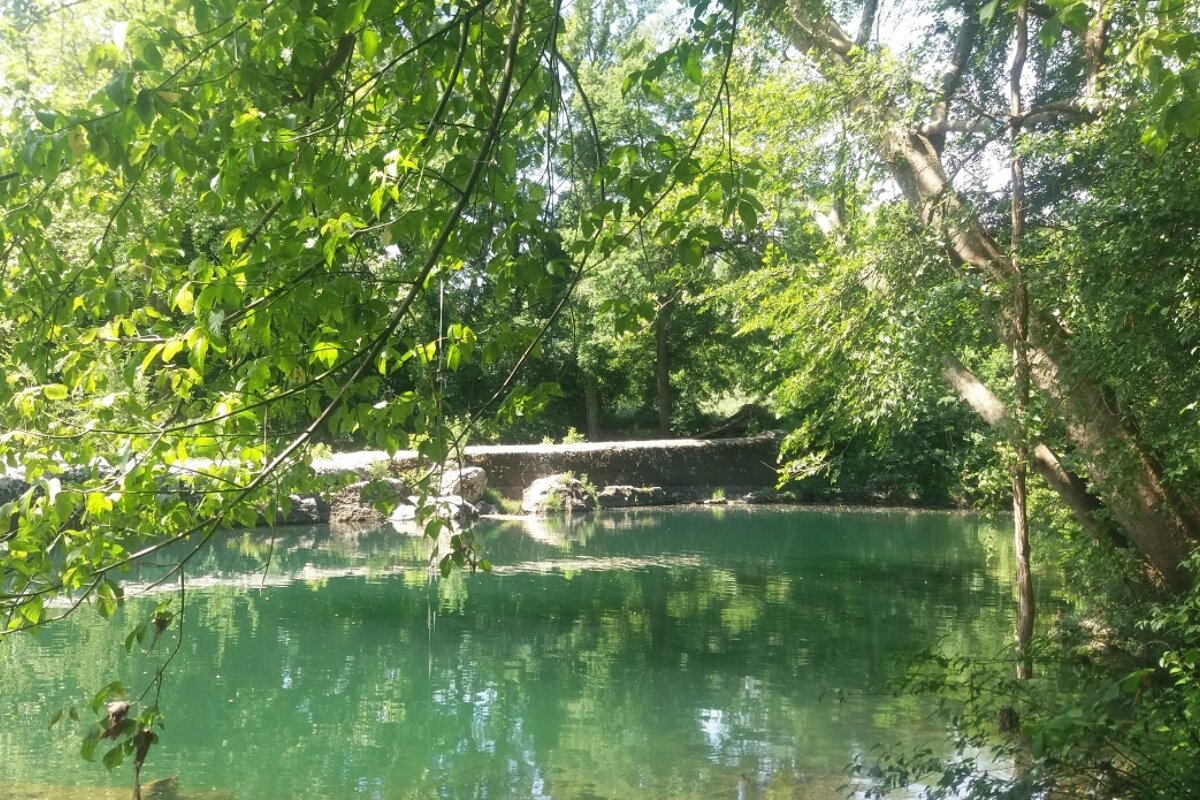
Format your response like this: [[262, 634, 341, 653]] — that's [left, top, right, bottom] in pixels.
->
[[390, 494, 477, 523], [276, 494, 330, 525], [438, 466, 488, 504], [522, 474, 596, 515], [390, 501, 418, 522], [597, 485, 666, 508], [329, 478, 410, 523], [740, 487, 781, 504]]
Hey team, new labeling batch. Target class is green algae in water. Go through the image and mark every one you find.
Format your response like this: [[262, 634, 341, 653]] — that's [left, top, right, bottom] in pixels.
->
[[0, 508, 1014, 799]]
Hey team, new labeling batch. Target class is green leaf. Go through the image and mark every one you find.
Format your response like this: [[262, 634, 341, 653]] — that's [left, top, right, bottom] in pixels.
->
[[104, 289, 130, 315], [81, 729, 102, 762], [446, 344, 462, 371], [135, 89, 156, 125], [161, 338, 185, 363], [224, 227, 246, 253], [737, 198, 759, 229], [173, 283, 195, 314], [102, 743, 126, 770], [361, 28, 379, 61], [1038, 17, 1062, 49], [979, 0, 1001, 24], [681, 48, 703, 85], [19, 598, 44, 626], [140, 42, 163, 69], [104, 71, 131, 107], [311, 341, 340, 368], [90, 681, 126, 714], [42, 384, 69, 400], [675, 237, 703, 268], [86, 491, 113, 516]]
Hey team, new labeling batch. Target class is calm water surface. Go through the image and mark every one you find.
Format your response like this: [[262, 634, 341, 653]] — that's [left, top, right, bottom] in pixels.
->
[[0, 508, 1015, 799]]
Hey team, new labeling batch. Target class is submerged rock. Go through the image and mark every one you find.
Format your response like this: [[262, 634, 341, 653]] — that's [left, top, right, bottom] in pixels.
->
[[141, 776, 179, 800], [740, 487, 780, 504]]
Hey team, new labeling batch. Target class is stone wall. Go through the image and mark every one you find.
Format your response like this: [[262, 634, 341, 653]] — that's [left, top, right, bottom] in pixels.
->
[[392, 434, 782, 496]]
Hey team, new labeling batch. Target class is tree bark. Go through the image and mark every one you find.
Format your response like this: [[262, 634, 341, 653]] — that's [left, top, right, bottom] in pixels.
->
[[780, 1, 1200, 589], [655, 298, 672, 436]]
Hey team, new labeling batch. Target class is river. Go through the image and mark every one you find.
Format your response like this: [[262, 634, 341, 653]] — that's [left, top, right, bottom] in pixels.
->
[[0, 507, 1015, 799]]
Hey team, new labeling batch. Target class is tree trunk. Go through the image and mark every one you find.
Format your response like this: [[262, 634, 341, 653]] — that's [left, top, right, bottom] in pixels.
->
[[887, 127, 1197, 590], [655, 299, 672, 437], [942, 356, 1126, 548], [779, 4, 1200, 589], [583, 372, 601, 441]]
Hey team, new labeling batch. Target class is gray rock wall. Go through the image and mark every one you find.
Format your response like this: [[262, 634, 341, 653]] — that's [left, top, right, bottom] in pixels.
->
[[403, 435, 781, 496]]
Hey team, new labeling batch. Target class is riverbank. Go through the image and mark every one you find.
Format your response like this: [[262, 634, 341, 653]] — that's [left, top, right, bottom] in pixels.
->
[[0, 435, 789, 528], [301, 434, 789, 526]]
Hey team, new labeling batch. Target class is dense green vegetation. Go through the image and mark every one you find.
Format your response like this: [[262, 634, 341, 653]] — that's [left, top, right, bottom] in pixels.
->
[[1, 0, 1199, 796]]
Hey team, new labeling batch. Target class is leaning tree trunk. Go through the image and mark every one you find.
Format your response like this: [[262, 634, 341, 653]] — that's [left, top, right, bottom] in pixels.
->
[[780, 3, 1200, 589], [885, 128, 1198, 590], [942, 356, 1126, 549]]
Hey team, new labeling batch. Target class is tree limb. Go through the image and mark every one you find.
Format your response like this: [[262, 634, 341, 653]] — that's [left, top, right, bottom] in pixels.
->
[[919, 100, 1097, 136], [304, 34, 356, 106], [1083, 0, 1109, 98], [855, 0, 879, 47], [928, 9, 979, 153], [941, 355, 1127, 548]]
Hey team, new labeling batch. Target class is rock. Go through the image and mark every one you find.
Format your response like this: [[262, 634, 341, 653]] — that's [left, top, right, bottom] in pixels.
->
[[438, 466, 487, 504], [439, 495, 479, 521], [389, 494, 477, 523], [0, 475, 28, 505], [695, 403, 776, 439], [329, 478, 410, 523], [274, 494, 330, 525], [740, 487, 780, 504], [141, 776, 179, 800], [390, 502, 418, 522], [597, 485, 666, 508], [521, 474, 596, 515], [475, 500, 499, 516]]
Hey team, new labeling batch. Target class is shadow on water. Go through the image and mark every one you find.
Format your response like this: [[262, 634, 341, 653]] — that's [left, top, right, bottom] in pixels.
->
[[0, 507, 1014, 799]]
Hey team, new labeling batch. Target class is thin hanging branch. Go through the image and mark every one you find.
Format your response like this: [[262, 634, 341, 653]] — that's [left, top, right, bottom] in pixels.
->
[[1009, 0, 1035, 683]]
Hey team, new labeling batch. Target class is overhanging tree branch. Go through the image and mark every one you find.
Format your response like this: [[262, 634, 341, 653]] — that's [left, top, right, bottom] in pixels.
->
[[781, 0, 1200, 589]]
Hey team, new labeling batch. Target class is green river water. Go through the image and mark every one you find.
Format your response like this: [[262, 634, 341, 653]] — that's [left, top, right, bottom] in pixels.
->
[[0, 508, 1015, 799]]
